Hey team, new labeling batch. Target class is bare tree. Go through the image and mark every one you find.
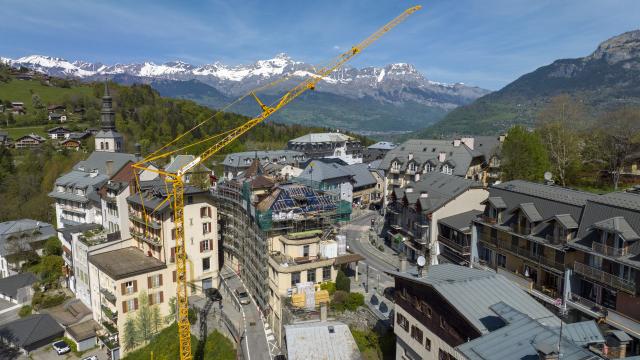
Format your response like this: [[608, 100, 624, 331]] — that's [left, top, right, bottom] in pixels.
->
[[591, 108, 640, 190], [536, 95, 585, 186]]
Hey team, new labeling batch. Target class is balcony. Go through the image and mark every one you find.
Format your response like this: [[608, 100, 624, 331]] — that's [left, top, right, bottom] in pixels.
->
[[101, 321, 118, 335], [591, 242, 628, 257], [479, 215, 497, 224], [131, 229, 161, 246], [573, 261, 636, 294], [129, 213, 162, 230], [60, 204, 85, 214], [101, 304, 118, 322], [438, 235, 470, 255], [497, 239, 564, 272], [100, 288, 117, 305], [98, 334, 119, 350]]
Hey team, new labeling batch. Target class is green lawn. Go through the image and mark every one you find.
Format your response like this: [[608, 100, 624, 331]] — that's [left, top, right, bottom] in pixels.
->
[[4, 125, 48, 138], [123, 322, 236, 360], [0, 79, 93, 108]]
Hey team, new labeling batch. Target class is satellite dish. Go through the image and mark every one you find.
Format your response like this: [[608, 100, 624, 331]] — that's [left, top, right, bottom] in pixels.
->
[[417, 256, 426, 267], [544, 172, 553, 181]]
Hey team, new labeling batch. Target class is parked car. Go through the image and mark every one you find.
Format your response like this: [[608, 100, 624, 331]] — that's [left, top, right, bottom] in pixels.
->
[[82, 356, 98, 360], [52, 340, 71, 355], [235, 288, 251, 305]]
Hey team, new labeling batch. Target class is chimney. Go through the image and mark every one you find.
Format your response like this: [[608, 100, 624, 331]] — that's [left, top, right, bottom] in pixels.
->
[[499, 134, 507, 143], [320, 302, 328, 321], [420, 192, 428, 198], [106, 160, 114, 177], [461, 137, 475, 150], [134, 143, 141, 158], [453, 139, 461, 147], [405, 187, 413, 193], [408, 153, 414, 161], [399, 253, 408, 272], [438, 152, 446, 162]]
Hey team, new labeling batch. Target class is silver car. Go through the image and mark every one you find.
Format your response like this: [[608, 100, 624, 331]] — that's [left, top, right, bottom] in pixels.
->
[[235, 288, 251, 305]]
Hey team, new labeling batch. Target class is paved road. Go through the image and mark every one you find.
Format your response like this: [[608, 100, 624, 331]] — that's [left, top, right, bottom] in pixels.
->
[[220, 266, 274, 360], [0, 299, 20, 326]]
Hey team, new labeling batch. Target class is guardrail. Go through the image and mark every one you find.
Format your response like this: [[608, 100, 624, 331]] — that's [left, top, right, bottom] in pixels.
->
[[438, 235, 470, 254], [573, 261, 636, 294]]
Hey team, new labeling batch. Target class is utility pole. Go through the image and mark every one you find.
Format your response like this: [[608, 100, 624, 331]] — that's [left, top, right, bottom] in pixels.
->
[[365, 263, 369, 293]]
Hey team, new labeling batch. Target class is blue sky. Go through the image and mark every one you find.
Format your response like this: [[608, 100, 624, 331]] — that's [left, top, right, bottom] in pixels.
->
[[1, 0, 638, 90]]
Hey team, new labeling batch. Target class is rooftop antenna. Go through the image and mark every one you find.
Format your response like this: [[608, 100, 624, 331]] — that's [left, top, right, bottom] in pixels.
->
[[416, 255, 426, 277], [544, 171, 554, 185]]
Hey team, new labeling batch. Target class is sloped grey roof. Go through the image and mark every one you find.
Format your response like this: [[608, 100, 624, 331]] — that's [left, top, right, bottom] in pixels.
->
[[298, 161, 352, 182], [73, 151, 137, 176], [457, 313, 599, 360], [95, 129, 123, 139], [483, 197, 507, 209], [0, 272, 37, 298], [517, 203, 543, 222], [0, 314, 64, 350], [577, 192, 640, 242], [285, 321, 360, 360], [126, 179, 207, 212], [48, 170, 108, 203], [224, 150, 304, 168], [367, 141, 396, 150], [439, 210, 482, 232], [164, 154, 211, 173], [379, 139, 482, 176], [289, 132, 354, 143], [389, 264, 559, 335], [342, 163, 376, 189], [563, 321, 605, 346], [396, 172, 483, 214], [488, 181, 596, 225], [552, 214, 579, 229], [473, 135, 503, 159], [591, 217, 639, 241], [0, 220, 56, 256]]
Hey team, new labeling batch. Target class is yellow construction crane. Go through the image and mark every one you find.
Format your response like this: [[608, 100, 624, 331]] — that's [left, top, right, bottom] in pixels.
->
[[132, 5, 421, 359]]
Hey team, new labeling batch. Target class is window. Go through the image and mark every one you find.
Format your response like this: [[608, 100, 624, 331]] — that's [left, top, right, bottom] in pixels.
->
[[396, 312, 409, 331], [200, 206, 212, 218], [420, 301, 432, 318], [425, 337, 431, 351], [442, 164, 452, 175], [149, 274, 162, 288], [126, 298, 136, 312], [202, 257, 210, 271], [124, 281, 135, 295], [171, 228, 177, 240], [439, 349, 457, 360], [307, 269, 316, 283], [149, 291, 163, 305], [100, 142, 104, 150], [425, 163, 434, 172], [303, 245, 310, 257], [440, 317, 447, 330], [410, 325, 423, 344], [187, 196, 193, 205], [291, 272, 301, 287], [170, 247, 176, 263], [202, 222, 211, 235], [322, 266, 331, 281], [497, 253, 507, 268], [105, 142, 109, 150], [200, 239, 212, 253]]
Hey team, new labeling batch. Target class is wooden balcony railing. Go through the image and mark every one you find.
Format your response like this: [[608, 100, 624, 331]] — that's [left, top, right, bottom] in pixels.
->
[[497, 239, 564, 271], [573, 261, 636, 294], [438, 235, 470, 254], [591, 242, 628, 257]]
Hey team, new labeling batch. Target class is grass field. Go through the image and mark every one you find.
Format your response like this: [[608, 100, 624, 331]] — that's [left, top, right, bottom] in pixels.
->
[[0, 78, 94, 107], [4, 125, 48, 138]]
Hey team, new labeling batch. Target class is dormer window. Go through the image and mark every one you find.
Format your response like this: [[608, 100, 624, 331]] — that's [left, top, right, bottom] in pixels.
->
[[424, 163, 434, 172], [442, 164, 452, 175]]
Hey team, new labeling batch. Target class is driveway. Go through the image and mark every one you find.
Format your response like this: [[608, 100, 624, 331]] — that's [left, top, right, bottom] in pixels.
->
[[0, 300, 20, 326], [28, 345, 106, 360]]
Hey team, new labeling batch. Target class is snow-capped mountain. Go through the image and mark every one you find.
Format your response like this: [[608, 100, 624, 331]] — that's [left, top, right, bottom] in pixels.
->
[[3, 53, 490, 110]]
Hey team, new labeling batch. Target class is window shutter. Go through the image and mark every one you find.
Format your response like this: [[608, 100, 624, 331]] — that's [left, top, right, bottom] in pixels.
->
[[122, 301, 128, 313], [160, 291, 164, 303], [173, 271, 176, 282], [148, 293, 153, 305], [208, 207, 211, 217], [133, 280, 138, 292], [147, 276, 152, 288], [159, 274, 163, 286], [134, 298, 139, 310], [209, 239, 213, 251], [200, 241, 204, 253], [121, 283, 126, 295]]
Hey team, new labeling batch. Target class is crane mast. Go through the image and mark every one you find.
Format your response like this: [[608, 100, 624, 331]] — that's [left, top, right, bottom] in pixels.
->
[[133, 5, 421, 360]]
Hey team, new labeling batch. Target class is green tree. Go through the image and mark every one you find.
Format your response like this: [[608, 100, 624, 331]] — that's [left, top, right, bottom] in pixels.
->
[[33, 255, 63, 287], [43, 236, 62, 256], [123, 315, 139, 351], [151, 305, 162, 334], [136, 291, 153, 343], [335, 269, 350, 293], [536, 95, 584, 186], [501, 126, 550, 181], [31, 93, 43, 109], [166, 296, 177, 324]]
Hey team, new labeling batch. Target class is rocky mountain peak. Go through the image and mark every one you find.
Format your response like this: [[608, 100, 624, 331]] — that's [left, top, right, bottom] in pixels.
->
[[588, 29, 640, 64]]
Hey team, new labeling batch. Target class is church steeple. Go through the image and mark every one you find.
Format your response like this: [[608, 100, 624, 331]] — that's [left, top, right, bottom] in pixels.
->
[[101, 81, 116, 131]]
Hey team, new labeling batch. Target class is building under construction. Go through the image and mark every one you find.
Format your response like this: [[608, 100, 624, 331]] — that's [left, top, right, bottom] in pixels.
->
[[213, 159, 360, 344]]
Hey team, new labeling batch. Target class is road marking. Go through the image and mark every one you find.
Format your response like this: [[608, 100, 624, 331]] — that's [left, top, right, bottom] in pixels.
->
[[0, 304, 20, 315]]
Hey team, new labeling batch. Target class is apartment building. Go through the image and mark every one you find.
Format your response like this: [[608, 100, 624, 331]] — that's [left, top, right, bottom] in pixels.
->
[[386, 172, 487, 263], [364, 141, 396, 162], [297, 160, 354, 203], [437, 210, 482, 265], [287, 132, 363, 165], [566, 191, 640, 352], [389, 264, 603, 360], [0, 219, 56, 278], [214, 165, 360, 345], [223, 150, 305, 180], [471, 181, 640, 353], [127, 180, 219, 291]]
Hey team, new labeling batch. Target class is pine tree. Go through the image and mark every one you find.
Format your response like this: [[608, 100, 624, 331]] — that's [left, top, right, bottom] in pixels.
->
[[136, 291, 153, 342], [123, 315, 139, 351], [151, 305, 162, 334]]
